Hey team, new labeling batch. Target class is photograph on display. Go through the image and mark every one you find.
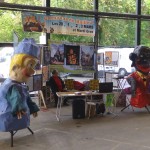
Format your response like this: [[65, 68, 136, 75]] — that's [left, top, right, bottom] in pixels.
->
[[22, 13, 46, 32], [97, 53, 104, 65], [50, 44, 64, 65], [43, 46, 51, 65], [35, 46, 42, 70], [105, 51, 119, 66], [80, 45, 94, 66], [65, 45, 80, 65], [33, 74, 43, 91], [26, 76, 33, 92], [42, 66, 49, 82]]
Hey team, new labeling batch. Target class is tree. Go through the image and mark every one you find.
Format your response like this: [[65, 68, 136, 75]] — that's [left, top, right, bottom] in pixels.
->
[[0, 0, 150, 46]]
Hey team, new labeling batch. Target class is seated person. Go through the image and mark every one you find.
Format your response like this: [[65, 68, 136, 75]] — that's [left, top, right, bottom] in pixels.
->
[[47, 69, 68, 107]]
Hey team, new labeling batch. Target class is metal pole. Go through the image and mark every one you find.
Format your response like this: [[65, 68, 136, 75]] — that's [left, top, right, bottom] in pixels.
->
[[46, 0, 50, 46], [135, 0, 141, 46], [93, 0, 99, 79]]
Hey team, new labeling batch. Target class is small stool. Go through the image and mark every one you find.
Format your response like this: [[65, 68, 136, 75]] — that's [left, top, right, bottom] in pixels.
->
[[86, 102, 96, 119]]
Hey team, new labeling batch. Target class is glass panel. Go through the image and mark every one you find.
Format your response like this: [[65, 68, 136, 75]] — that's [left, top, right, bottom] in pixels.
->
[[141, 0, 150, 15], [98, 0, 136, 13], [51, 0, 94, 11], [0, 10, 42, 43], [141, 21, 150, 47], [0, 47, 14, 78], [4, 0, 43, 6], [99, 18, 135, 47]]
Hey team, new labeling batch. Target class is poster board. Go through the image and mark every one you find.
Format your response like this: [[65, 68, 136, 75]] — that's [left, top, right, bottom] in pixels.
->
[[33, 74, 43, 91], [50, 43, 64, 65], [43, 46, 51, 65], [81, 45, 94, 66], [64, 45, 80, 65], [22, 12, 95, 37], [26, 76, 34, 92], [49, 43, 95, 74], [97, 53, 104, 65], [42, 66, 49, 82], [26, 74, 43, 92], [35, 46, 42, 70], [105, 51, 119, 66]]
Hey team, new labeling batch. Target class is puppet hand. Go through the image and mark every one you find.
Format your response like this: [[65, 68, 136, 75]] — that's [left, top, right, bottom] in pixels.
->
[[17, 111, 26, 119], [32, 112, 38, 118]]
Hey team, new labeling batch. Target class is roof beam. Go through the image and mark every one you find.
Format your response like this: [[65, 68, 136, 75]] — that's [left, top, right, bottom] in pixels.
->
[[1, 2, 150, 20]]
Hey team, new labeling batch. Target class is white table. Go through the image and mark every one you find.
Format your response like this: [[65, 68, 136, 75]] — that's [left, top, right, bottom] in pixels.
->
[[56, 91, 115, 121]]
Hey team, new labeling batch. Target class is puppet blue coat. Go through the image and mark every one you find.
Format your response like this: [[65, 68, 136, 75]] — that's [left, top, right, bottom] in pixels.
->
[[0, 78, 39, 132]]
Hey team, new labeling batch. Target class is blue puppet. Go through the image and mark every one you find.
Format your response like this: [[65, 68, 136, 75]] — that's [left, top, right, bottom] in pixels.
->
[[0, 38, 40, 132]]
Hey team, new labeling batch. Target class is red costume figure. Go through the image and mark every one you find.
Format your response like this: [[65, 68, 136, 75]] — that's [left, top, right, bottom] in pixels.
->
[[127, 45, 150, 108]]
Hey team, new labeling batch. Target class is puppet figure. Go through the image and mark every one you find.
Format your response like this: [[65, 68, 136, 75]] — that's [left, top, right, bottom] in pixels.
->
[[0, 38, 40, 132], [127, 45, 150, 108]]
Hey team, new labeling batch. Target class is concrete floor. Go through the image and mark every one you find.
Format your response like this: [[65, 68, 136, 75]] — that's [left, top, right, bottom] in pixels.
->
[[1, 105, 150, 150]]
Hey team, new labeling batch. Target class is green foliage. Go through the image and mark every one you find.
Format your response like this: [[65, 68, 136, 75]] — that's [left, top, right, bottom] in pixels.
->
[[51, 0, 93, 10], [0, 0, 150, 46]]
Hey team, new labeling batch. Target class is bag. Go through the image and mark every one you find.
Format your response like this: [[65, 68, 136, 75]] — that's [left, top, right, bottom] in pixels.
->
[[96, 103, 106, 114]]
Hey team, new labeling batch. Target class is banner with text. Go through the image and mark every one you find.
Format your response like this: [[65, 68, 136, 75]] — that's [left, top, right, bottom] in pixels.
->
[[22, 12, 95, 37]]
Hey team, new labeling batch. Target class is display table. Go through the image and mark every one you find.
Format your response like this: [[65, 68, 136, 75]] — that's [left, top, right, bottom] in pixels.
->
[[56, 91, 115, 121]]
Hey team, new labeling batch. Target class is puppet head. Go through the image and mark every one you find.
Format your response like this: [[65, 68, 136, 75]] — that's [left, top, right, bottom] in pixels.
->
[[9, 38, 40, 83], [129, 45, 150, 75]]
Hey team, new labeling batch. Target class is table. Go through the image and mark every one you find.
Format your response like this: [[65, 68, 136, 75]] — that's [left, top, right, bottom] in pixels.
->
[[56, 91, 115, 121]]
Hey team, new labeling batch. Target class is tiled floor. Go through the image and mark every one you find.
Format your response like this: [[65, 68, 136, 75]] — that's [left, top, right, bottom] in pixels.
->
[[0, 104, 150, 150]]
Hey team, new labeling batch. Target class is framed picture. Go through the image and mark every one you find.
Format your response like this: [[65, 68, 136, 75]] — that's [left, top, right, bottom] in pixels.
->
[[50, 43, 64, 65], [42, 66, 49, 82], [81, 45, 94, 66], [33, 74, 43, 91], [26, 76, 34, 92], [97, 53, 104, 65], [105, 51, 119, 66], [43, 46, 51, 65], [65, 45, 80, 65], [35, 46, 42, 70]]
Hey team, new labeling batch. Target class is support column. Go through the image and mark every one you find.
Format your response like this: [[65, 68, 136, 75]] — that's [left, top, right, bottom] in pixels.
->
[[93, 0, 99, 79], [135, 0, 141, 46], [46, 0, 50, 46]]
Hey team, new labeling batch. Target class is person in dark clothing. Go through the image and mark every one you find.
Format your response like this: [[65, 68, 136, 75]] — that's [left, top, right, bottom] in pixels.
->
[[47, 69, 68, 107]]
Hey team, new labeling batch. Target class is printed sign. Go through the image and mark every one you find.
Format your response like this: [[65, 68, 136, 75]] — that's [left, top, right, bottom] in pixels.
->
[[22, 12, 95, 37]]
